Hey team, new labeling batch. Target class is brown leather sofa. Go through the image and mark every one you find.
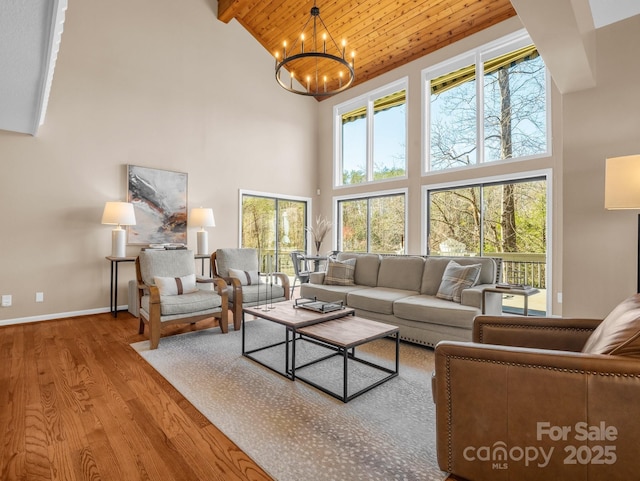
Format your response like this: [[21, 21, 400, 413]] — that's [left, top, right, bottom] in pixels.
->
[[433, 294, 640, 481]]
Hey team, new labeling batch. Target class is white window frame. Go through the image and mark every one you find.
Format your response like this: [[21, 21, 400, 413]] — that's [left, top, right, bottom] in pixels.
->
[[422, 30, 552, 175], [333, 187, 409, 253], [421, 169, 553, 314], [238, 189, 312, 250], [334, 78, 409, 188]]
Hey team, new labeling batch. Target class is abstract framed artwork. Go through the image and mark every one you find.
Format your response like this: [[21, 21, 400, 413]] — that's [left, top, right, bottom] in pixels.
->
[[127, 165, 188, 245]]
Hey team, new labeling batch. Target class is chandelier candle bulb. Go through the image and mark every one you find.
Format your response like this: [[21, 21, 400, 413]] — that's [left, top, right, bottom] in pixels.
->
[[323, 33, 327, 53], [301, 34, 305, 53], [342, 39, 346, 58], [283, 40, 287, 58]]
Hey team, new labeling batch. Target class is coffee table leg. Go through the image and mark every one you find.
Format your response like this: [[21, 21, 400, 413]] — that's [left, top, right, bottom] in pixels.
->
[[242, 311, 246, 354], [343, 347, 348, 402], [290, 328, 296, 380]]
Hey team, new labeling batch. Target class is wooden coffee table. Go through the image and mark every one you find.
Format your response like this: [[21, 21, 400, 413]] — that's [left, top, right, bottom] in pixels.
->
[[296, 316, 399, 402], [242, 300, 355, 380]]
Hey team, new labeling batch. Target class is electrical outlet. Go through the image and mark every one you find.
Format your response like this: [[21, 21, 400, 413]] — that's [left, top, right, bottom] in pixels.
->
[[36, 292, 44, 303], [557, 292, 563, 304], [1, 294, 12, 307]]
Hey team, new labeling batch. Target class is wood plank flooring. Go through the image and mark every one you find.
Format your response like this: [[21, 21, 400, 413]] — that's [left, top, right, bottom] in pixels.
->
[[0, 312, 273, 481]]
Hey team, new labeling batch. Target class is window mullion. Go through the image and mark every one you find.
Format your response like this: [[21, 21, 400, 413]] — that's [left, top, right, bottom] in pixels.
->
[[367, 99, 374, 181], [476, 54, 484, 166]]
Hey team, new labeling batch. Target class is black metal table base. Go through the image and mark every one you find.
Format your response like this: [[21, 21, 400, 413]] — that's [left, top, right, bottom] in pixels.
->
[[241, 312, 399, 403], [294, 334, 399, 403]]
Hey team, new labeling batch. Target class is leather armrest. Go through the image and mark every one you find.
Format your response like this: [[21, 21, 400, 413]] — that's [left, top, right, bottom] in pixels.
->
[[473, 315, 602, 352]]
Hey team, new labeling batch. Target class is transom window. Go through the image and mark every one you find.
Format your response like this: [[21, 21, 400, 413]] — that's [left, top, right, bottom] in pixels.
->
[[335, 79, 408, 186], [424, 32, 549, 172]]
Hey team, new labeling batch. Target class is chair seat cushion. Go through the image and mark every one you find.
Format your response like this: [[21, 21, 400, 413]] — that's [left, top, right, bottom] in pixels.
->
[[235, 283, 285, 304], [142, 288, 223, 316], [582, 293, 640, 357]]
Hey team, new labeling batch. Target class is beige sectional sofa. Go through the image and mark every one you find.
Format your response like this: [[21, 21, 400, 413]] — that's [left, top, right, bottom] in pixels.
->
[[299, 253, 502, 347]]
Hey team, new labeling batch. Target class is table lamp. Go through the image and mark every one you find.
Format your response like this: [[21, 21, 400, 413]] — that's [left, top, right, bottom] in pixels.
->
[[102, 201, 136, 258], [190, 207, 215, 255], [604, 154, 640, 292]]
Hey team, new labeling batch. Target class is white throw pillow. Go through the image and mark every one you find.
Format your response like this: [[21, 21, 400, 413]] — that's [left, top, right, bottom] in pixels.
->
[[229, 268, 261, 286], [154, 274, 198, 296]]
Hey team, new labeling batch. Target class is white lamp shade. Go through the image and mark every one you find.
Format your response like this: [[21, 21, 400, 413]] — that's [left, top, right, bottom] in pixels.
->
[[102, 202, 136, 225], [190, 207, 215, 228], [605, 155, 640, 210]]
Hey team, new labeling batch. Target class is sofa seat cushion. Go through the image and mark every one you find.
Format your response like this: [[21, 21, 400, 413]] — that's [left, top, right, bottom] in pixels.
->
[[234, 283, 285, 304], [300, 283, 370, 305], [347, 287, 419, 315], [142, 288, 222, 317], [393, 295, 480, 329]]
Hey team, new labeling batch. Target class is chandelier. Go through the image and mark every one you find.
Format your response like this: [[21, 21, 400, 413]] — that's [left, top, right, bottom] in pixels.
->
[[275, 2, 355, 97]]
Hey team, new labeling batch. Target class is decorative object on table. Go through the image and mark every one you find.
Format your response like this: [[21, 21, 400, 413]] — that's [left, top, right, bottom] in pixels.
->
[[306, 214, 332, 255], [101, 201, 136, 257], [189, 207, 215, 255], [127, 165, 187, 245], [274, 1, 355, 97], [294, 297, 344, 313], [604, 154, 640, 292]]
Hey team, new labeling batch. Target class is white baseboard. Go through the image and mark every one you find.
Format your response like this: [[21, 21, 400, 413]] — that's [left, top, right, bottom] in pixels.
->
[[0, 305, 130, 327]]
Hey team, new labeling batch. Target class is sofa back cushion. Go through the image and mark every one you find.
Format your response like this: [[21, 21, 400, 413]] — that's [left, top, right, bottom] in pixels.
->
[[377, 256, 425, 291], [216, 248, 259, 278], [582, 293, 640, 357], [337, 253, 381, 287], [421, 256, 497, 295]]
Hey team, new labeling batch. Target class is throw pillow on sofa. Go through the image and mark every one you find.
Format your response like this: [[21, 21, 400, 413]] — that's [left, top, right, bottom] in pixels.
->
[[324, 258, 356, 285], [436, 261, 481, 303]]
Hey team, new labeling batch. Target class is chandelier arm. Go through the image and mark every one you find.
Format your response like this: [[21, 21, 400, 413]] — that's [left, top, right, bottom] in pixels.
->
[[316, 15, 344, 55]]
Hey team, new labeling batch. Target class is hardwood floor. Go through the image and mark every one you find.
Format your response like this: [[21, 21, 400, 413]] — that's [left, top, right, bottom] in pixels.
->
[[0, 312, 273, 481]]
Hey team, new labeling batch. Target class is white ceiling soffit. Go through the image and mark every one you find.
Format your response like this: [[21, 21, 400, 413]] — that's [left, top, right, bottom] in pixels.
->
[[0, 0, 67, 136], [589, 0, 640, 28]]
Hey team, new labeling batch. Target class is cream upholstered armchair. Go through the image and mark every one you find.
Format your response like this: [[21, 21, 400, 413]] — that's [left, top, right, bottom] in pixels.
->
[[211, 248, 290, 329], [432, 293, 640, 481], [136, 249, 229, 349]]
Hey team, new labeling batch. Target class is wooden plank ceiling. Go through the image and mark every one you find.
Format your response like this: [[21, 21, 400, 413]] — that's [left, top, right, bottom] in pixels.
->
[[218, 0, 517, 98]]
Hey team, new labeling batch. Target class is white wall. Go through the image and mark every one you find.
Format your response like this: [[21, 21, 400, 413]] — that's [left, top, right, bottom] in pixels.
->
[[0, 0, 318, 322]]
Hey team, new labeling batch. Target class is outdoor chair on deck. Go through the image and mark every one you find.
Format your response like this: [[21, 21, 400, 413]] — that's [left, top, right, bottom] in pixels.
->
[[290, 251, 312, 295], [211, 248, 290, 329], [136, 249, 229, 349]]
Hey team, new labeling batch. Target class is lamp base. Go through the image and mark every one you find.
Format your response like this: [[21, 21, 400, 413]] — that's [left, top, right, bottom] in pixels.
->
[[112, 227, 126, 258], [197, 230, 208, 256]]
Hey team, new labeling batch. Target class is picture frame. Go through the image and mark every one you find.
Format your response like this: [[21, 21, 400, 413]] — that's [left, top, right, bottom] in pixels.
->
[[127, 165, 188, 245]]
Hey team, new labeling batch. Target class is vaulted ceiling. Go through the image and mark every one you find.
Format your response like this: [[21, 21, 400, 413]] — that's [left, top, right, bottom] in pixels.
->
[[217, 0, 518, 94]]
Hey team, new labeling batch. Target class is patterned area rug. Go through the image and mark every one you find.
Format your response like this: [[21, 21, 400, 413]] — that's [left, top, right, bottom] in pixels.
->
[[131, 318, 445, 481]]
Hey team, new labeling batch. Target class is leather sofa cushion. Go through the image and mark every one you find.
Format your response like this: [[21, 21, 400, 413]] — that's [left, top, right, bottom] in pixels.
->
[[393, 295, 479, 329], [582, 293, 640, 357], [377, 256, 425, 291], [347, 287, 419, 315], [337, 253, 381, 287]]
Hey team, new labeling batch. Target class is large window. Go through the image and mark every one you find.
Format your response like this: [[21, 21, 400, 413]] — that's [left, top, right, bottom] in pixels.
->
[[335, 79, 407, 186], [425, 32, 549, 172], [337, 191, 406, 254], [426, 176, 548, 313], [240, 192, 309, 276]]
